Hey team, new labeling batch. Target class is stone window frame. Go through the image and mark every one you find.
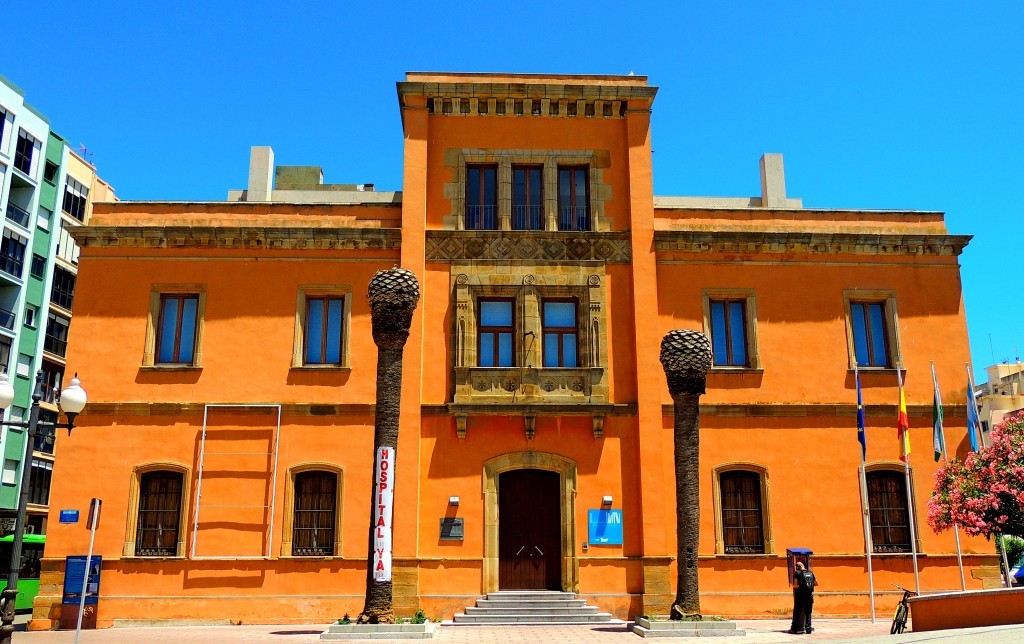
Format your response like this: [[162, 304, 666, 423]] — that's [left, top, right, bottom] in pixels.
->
[[443, 148, 612, 232], [864, 462, 923, 554], [291, 285, 353, 370], [142, 284, 206, 369], [123, 462, 191, 559], [702, 289, 762, 371], [279, 463, 344, 558], [711, 463, 774, 556], [843, 290, 902, 370]]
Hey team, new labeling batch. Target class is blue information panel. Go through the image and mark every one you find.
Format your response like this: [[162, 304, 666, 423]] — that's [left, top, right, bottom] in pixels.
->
[[588, 509, 623, 545], [59, 510, 79, 524], [62, 556, 102, 605]]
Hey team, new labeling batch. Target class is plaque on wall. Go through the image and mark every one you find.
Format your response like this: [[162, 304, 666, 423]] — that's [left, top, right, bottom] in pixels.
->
[[439, 518, 464, 541]]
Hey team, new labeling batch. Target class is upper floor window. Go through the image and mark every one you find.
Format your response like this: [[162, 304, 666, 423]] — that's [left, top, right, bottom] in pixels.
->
[[51, 266, 76, 311], [542, 299, 578, 367], [466, 165, 497, 230], [292, 470, 338, 556], [303, 296, 344, 365], [63, 177, 89, 222], [30, 254, 45, 280], [850, 301, 891, 368], [44, 312, 71, 358], [43, 161, 58, 184], [14, 130, 38, 176], [710, 299, 749, 367], [0, 110, 11, 157], [512, 165, 543, 230], [0, 230, 27, 278], [866, 469, 912, 553], [27, 459, 53, 506], [478, 298, 514, 367], [156, 294, 199, 365], [557, 166, 589, 231], [136, 470, 184, 557]]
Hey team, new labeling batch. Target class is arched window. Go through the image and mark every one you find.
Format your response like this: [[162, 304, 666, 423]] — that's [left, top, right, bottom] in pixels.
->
[[136, 470, 185, 557], [866, 469, 911, 553], [719, 470, 765, 554], [292, 471, 338, 556]]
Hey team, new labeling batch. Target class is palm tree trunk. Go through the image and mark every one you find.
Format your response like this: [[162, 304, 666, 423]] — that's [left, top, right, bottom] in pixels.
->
[[672, 391, 701, 618]]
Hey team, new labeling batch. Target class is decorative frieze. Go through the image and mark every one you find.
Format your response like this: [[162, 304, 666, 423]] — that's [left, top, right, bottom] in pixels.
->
[[72, 226, 402, 251], [654, 230, 972, 257], [426, 231, 630, 263]]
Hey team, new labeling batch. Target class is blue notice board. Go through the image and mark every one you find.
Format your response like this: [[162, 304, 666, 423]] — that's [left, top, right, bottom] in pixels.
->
[[588, 509, 623, 545], [62, 556, 102, 605], [59, 510, 79, 524]]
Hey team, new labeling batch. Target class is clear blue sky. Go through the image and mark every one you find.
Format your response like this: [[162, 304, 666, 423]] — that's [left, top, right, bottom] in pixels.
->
[[6, 1, 1021, 381]]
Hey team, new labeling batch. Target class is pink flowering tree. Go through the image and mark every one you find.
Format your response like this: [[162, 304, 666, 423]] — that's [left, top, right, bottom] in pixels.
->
[[929, 411, 1024, 539]]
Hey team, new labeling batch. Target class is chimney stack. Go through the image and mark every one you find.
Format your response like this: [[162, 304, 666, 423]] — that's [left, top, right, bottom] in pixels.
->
[[247, 146, 275, 201], [759, 153, 787, 208]]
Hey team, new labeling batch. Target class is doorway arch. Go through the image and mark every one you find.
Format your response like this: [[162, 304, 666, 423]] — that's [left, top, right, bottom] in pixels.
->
[[482, 452, 579, 593]]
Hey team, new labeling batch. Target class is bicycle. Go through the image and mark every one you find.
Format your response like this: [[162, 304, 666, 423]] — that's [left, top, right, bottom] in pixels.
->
[[890, 583, 917, 634]]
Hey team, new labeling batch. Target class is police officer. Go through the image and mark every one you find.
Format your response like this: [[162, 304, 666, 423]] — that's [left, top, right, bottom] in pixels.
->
[[789, 561, 817, 634]]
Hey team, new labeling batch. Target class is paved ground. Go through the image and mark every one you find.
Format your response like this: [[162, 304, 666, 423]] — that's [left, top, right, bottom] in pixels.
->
[[9, 620, 1024, 643]]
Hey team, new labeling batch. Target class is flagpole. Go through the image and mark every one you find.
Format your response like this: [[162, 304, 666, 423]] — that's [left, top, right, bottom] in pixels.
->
[[897, 366, 921, 592], [855, 365, 876, 622], [966, 363, 985, 448], [933, 361, 966, 591]]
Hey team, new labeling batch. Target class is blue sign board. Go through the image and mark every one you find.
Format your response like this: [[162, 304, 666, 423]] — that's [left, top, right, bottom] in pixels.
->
[[588, 509, 623, 545], [62, 556, 102, 605], [59, 510, 79, 524]]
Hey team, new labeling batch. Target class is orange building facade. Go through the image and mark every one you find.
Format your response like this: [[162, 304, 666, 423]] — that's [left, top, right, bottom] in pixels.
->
[[33, 73, 989, 628]]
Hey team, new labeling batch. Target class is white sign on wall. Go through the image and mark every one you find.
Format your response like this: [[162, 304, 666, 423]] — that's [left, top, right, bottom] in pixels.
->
[[372, 446, 395, 582]]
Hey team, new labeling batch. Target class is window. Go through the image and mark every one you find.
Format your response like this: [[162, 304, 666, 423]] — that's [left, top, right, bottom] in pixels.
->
[[27, 459, 53, 506], [478, 298, 514, 367], [0, 336, 10, 374], [543, 299, 578, 367], [36, 206, 51, 231], [44, 313, 70, 358], [32, 419, 55, 454], [0, 302, 14, 331], [62, 176, 89, 222], [557, 166, 589, 231], [866, 469, 912, 553], [512, 165, 543, 230], [465, 165, 497, 230], [30, 254, 45, 280], [135, 470, 184, 557], [0, 111, 11, 155], [156, 294, 199, 364], [16, 353, 31, 378], [719, 471, 765, 554], [43, 161, 58, 184], [39, 370, 62, 406], [24, 304, 37, 329], [291, 471, 338, 556], [55, 220, 79, 264], [850, 301, 891, 367], [1, 460, 17, 486], [0, 229, 27, 278], [50, 266, 76, 310], [303, 296, 344, 365], [710, 300, 749, 367], [14, 130, 38, 176]]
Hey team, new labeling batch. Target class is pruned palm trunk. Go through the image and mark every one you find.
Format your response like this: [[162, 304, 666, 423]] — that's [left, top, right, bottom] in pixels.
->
[[660, 330, 712, 619], [358, 267, 420, 624]]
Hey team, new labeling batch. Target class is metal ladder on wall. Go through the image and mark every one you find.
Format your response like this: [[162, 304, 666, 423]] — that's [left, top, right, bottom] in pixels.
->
[[190, 403, 282, 559]]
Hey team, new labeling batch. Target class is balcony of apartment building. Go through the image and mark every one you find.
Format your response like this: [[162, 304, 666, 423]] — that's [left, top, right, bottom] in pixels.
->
[[42, 311, 70, 363]]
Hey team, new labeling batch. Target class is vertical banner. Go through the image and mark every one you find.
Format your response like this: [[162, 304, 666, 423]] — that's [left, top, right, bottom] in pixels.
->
[[372, 446, 395, 581]]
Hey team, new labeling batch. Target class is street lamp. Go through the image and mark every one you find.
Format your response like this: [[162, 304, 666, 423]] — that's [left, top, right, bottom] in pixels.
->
[[0, 371, 86, 643]]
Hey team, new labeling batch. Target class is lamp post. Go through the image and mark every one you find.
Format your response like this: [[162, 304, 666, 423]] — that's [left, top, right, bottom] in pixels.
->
[[0, 371, 86, 644]]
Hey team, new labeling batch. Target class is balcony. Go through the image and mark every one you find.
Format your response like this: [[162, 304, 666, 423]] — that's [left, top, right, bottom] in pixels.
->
[[512, 205, 544, 230], [558, 206, 590, 231], [453, 366, 607, 406], [5, 203, 31, 229], [465, 205, 498, 230]]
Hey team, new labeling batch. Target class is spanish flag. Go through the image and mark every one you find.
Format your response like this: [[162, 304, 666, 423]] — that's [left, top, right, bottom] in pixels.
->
[[897, 371, 911, 462]]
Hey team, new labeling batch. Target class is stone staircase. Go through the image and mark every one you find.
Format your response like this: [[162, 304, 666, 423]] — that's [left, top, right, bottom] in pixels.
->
[[452, 590, 614, 625]]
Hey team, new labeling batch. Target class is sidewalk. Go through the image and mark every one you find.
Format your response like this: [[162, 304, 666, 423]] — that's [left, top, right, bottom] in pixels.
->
[[12, 619, 1024, 642]]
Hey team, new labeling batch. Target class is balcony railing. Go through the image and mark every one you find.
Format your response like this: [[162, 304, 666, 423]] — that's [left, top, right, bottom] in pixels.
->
[[0, 306, 15, 331], [5, 203, 31, 228], [558, 206, 590, 231], [465, 205, 498, 230], [512, 205, 544, 230]]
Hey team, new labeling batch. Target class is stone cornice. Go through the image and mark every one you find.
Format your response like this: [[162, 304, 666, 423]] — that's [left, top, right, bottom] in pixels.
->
[[398, 80, 658, 103], [79, 402, 377, 417], [71, 226, 402, 251], [654, 230, 971, 257], [425, 230, 631, 263], [664, 403, 968, 418]]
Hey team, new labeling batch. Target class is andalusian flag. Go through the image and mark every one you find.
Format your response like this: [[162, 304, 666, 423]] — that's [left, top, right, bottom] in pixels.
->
[[932, 365, 946, 462], [897, 370, 910, 462]]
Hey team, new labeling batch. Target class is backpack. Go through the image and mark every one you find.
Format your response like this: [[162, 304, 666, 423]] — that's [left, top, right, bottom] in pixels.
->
[[796, 569, 815, 592]]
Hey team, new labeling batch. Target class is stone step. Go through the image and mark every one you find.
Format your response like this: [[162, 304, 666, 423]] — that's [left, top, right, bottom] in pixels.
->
[[476, 598, 588, 608], [321, 622, 437, 640], [464, 605, 599, 616], [485, 591, 577, 600], [452, 612, 613, 624]]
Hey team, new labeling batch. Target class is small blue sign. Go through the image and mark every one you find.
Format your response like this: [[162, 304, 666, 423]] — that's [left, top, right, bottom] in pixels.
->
[[62, 556, 102, 605], [59, 510, 79, 524], [588, 509, 623, 545]]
